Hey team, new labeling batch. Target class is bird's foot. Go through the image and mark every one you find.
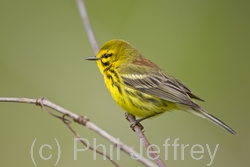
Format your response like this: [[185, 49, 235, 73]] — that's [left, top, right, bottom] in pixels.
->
[[125, 113, 144, 132]]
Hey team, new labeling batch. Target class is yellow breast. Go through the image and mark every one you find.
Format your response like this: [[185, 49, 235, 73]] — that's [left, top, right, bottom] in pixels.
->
[[104, 72, 176, 118]]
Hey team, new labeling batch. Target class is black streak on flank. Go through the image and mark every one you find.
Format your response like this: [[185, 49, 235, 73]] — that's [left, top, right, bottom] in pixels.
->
[[104, 64, 112, 73], [136, 90, 162, 109], [119, 96, 126, 104], [145, 97, 160, 106], [127, 91, 150, 111], [109, 69, 121, 83], [136, 91, 144, 99], [128, 97, 138, 108], [114, 83, 123, 95], [125, 89, 136, 97], [106, 74, 114, 87], [107, 71, 123, 95]]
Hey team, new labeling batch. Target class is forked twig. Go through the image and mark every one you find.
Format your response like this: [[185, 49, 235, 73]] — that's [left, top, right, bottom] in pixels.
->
[[36, 98, 119, 167], [0, 97, 157, 167]]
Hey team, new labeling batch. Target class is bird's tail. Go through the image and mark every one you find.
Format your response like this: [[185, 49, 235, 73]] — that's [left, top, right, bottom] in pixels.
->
[[179, 105, 237, 135]]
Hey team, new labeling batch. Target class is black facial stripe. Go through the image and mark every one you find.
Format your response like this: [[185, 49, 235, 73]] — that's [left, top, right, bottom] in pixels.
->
[[100, 59, 110, 67]]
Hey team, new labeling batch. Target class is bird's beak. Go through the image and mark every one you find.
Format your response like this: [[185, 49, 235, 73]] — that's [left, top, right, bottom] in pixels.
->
[[85, 56, 99, 61]]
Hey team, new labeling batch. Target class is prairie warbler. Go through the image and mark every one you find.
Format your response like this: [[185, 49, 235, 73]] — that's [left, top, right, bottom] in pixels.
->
[[86, 39, 236, 135]]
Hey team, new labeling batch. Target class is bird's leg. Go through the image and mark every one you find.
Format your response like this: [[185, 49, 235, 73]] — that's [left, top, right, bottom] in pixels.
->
[[125, 113, 144, 131], [135, 112, 161, 124], [131, 112, 163, 130]]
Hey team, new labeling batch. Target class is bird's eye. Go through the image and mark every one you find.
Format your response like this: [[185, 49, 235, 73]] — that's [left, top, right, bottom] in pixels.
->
[[102, 53, 112, 59]]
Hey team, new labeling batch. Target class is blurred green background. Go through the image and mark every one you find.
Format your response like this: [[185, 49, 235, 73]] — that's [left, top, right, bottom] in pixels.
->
[[0, 0, 249, 166]]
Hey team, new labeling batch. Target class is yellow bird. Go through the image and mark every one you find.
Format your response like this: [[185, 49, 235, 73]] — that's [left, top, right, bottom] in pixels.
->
[[86, 39, 236, 135]]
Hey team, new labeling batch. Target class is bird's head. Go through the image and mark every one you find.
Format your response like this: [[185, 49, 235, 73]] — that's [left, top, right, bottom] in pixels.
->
[[86, 39, 141, 74]]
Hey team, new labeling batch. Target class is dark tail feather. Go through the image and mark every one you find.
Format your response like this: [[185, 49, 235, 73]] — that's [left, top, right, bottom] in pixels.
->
[[182, 106, 237, 135], [193, 108, 237, 135]]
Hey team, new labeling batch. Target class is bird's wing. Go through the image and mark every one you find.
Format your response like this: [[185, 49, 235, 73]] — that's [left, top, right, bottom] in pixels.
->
[[174, 78, 205, 101], [118, 58, 203, 107]]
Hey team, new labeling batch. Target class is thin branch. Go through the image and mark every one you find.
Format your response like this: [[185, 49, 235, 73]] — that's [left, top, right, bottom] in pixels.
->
[[36, 98, 119, 167], [75, 0, 167, 166], [126, 114, 167, 167], [0, 97, 157, 167], [76, 0, 99, 54]]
